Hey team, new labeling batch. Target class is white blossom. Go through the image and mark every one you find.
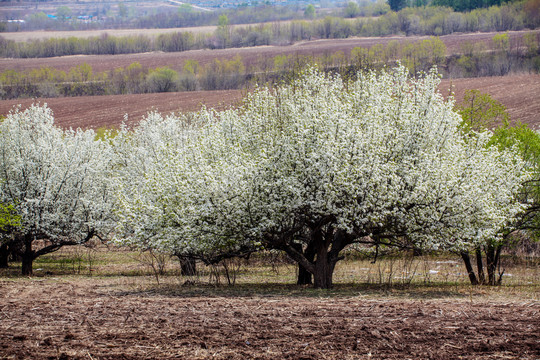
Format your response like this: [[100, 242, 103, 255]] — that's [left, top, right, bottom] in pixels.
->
[[0, 104, 115, 273], [113, 65, 528, 278]]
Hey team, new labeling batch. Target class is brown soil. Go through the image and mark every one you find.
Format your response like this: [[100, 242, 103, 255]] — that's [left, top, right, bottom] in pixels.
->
[[0, 30, 537, 73], [0, 279, 538, 360], [440, 73, 540, 129], [1, 73, 538, 130], [0, 89, 245, 129]]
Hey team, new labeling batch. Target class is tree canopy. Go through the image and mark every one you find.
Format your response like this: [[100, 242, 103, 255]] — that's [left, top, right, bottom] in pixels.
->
[[0, 105, 115, 274], [114, 65, 528, 288]]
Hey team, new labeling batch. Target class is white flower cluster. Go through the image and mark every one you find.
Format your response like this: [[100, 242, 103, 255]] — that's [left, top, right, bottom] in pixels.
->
[[113, 65, 529, 258], [0, 104, 116, 246]]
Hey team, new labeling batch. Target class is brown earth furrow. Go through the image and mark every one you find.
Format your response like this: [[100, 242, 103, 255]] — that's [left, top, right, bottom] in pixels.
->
[[0, 280, 538, 360], [1, 73, 538, 130]]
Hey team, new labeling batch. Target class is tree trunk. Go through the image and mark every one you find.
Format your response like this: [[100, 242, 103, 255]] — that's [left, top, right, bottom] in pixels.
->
[[297, 264, 313, 285], [313, 241, 335, 289], [313, 257, 332, 289], [311, 227, 347, 289], [461, 251, 478, 285], [21, 253, 33, 275], [21, 235, 34, 276], [494, 245, 503, 285], [475, 248, 486, 285], [486, 245, 496, 286], [294, 242, 315, 285], [0, 243, 9, 268], [179, 256, 197, 276], [485, 244, 503, 286]]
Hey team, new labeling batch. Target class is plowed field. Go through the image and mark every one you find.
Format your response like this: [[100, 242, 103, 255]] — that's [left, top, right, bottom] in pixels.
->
[[439, 74, 540, 128], [0, 279, 538, 360], [1, 73, 538, 130], [0, 90, 245, 129], [1, 30, 537, 73]]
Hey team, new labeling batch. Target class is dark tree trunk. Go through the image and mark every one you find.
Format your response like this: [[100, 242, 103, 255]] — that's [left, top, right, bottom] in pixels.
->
[[311, 228, 349, 289], [10, 246, 21, 262], [294, 242, 315, 285], [312, 229, 338, 289], [461, 251, 478, 285], [277, 220, 346, 290], [21, 253, 33, 275], [313, 245, 333, 289], [494, 245, 503, 285], [0, 243, 9, 268], [179, 256, 197, 276], [21, 235, 34, 276], [485, 244, 503, 286], [486, 245, 496, 286], [297, 263, 313, 285], [475, 248, 486, 285]]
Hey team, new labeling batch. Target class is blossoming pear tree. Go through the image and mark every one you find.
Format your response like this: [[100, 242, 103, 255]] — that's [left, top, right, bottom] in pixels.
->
[[112, 111, 259, 268], [226, 66, 527, 288], [114, 65, 528, 289], [0, 105, 115, 275]]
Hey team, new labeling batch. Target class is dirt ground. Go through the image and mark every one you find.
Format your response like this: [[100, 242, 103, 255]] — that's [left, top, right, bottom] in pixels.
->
[[0, 89, 245, 129], [1, 30, 537, 73], [439, 73, 540, 129], [0, 73, 538, 130], [0, 278, 538, 360]]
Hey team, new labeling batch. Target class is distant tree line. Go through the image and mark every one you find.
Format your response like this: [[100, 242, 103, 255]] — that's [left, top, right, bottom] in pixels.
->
[[1, 1, 540, 59], [2, 33, 539, 100], [1, 5, 309, 33], [0, 57, 248, 99]]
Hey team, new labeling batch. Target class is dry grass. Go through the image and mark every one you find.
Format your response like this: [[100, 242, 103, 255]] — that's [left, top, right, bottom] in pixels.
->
[[2, 245, 538, 301], [0, 26, 221, 42]]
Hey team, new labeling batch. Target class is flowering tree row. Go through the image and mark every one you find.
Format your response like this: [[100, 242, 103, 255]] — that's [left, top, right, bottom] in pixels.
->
[[0, 65, 531, 287]]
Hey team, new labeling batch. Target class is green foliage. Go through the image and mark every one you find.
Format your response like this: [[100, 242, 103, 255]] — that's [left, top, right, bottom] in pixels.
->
[[388, 0, 408, 12], [218, 14, 230, 27], [490, 123, 540, 164], [94, 127, 119, 141], [431, 0, 520, 11], [345, 2, 361, 18], [178, 4, 194, 13], [2, 31, 538, 100], [146, 67, 178, 93], [56, 6, 72, 21], [179, 60, 199, 91], [490, 123, 540, 240], [400, 37, 447, 73], [215, 15, 232, 48], [457, 89, 509, 132], [492, 32, 509, 52], [156, 32, 193, 52], [0, 203, 20, 232], [524, 33, 539, 57], [1, 3, 538, 60], [199, 56, 245, 90], [304, 4, 316, 19]]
